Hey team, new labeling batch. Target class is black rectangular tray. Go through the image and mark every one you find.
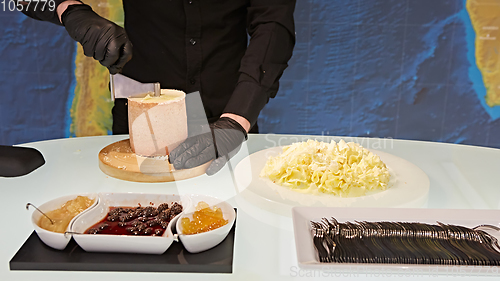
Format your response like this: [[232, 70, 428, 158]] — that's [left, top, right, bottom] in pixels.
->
[[9, 213, 236, 273]]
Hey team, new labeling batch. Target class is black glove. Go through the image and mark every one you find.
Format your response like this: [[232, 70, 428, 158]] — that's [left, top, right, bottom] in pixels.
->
[[61, 4, 132, 74], [169, 117, 248, 176]]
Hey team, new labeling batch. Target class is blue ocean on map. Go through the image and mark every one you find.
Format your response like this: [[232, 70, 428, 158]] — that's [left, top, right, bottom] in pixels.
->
[[0, 0, 499, 148], [260, 0, 500, 148]]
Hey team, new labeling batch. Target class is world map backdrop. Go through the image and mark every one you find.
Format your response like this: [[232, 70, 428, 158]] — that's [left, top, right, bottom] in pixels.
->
[[0, 0, 499, 148]]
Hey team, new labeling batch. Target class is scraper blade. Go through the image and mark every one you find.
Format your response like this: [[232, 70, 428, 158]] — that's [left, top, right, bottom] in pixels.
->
[[110, 74, 161, 100]]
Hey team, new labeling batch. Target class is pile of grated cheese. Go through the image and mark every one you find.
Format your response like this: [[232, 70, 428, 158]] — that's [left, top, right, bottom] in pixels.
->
[[260, 140, 390, 197]]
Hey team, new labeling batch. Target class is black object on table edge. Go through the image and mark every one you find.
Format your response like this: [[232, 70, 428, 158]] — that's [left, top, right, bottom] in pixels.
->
[[0, 145, 45, 177]]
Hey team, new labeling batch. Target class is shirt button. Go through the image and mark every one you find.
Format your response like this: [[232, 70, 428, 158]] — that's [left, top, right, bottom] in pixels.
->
[[188, 0, 193, 4], [189, 38, 196, 45], [189, 79, 196, 85]]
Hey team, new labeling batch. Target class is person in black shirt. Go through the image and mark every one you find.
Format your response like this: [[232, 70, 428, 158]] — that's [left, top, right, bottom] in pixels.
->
[[22, 0, 295, 175]]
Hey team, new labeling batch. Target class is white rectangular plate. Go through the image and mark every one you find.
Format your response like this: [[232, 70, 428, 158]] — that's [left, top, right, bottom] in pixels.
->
[[292, 207, 500, 276]]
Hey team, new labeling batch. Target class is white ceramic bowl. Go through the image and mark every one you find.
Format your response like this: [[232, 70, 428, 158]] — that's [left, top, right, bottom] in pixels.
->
[[176, 194, 236, 253], [71, 192, 190, 255], [31, 193, 98, 250]]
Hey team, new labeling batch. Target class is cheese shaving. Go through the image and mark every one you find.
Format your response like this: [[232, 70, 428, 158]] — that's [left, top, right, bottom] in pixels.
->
[[260, 140, 390, 197]]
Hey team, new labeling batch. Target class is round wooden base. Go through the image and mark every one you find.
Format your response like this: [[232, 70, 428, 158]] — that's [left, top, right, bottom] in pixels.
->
[[98, 139, 210, 182]]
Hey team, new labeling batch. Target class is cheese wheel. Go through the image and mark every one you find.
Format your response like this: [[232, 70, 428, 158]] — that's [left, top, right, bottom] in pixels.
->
[[128, 89, 188, 157]]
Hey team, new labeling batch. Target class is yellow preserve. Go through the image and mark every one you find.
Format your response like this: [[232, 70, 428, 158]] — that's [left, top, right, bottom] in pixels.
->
[[180, 201, 228, 235], [38, 196, 95, 233]]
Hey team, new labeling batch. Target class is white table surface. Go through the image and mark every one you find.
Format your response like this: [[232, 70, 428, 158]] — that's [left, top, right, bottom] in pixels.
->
[[2, 134, 500, 281]]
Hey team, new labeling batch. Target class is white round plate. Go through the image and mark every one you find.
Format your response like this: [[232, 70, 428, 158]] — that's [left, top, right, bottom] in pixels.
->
[[234, 146, 429, 208]]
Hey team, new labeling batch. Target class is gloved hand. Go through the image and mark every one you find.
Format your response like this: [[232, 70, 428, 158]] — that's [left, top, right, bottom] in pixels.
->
[[61, 4, 132, 74], [169, 117, 248, 176]]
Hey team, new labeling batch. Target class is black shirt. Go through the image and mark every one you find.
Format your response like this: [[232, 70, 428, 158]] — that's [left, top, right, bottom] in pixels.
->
[[23, 0, 296, 126]]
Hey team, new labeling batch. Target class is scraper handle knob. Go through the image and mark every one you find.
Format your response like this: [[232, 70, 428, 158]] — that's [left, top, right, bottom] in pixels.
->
[[154, 83, 161, 97]]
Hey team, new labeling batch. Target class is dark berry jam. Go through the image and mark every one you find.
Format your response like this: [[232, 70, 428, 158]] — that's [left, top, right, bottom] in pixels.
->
[[85, 202, 183, 236]]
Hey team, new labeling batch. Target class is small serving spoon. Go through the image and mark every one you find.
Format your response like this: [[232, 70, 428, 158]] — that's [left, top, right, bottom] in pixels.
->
[[26, 203, 54, 225]]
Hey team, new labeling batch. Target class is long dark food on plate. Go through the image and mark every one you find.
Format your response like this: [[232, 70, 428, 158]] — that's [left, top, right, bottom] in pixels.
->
[[311, 218, 500, 265], [86, 202, 183, 236]]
